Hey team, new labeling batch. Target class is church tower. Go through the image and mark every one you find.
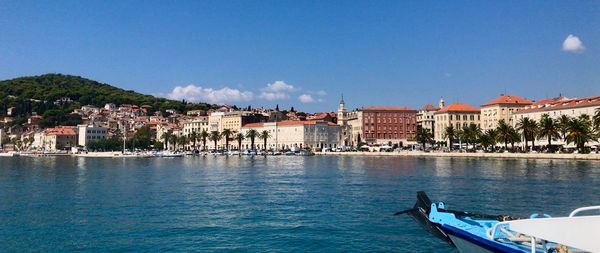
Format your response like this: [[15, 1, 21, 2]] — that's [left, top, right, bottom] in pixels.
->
[[337, 94, 346, 126], [438, 97, 445, 109]]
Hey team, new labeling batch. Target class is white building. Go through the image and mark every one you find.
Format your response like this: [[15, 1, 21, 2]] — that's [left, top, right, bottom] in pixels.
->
[[183, 116, 209, 135], [512, 96, 599, 124], [512, 95, 600, 147], [416, 103, 440, 136], [78, 124, 108, 147], [240, 120, 340, 151]]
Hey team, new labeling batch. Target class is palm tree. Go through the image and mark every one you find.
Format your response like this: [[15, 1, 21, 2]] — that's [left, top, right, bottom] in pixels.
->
[[234, 132, 245, 150], [161, 132, 171, 150], [245, 129, 258, 151], [190, 131, 198, 151], [537, 114, 560, 151], [168, 134, 178, 150], [566, 115, 594, 153], [557, 115, 571, 141], [415, 128, 433, 149], [221, 128, 233, 150], [178, 135, 189, 151], [496, 119, 511, 150], [479, 129, 497, 152], [259, 130, 271, 151], [508, 127, 521, 152], [442, 125, 455, 150], [209, 131, 221, 150], [593, 108, 600, 130], [462, 123, 481, 150], [516, 117, 538, 151], [200, 130, 209, 151]]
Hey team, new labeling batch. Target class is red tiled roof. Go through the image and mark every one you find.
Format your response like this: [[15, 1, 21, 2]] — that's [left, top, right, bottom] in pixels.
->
[[435, 103, 480, 113], [362, 106, 416, 111], [243, 122, 264, 127], [482, 94, 533, 106], [515, 95, 600, 114], [420, 104, 439, 111], [45, 127, 77, 136]]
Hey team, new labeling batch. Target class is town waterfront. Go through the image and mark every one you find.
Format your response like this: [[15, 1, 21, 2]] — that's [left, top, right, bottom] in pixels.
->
[[1, 156, 599, 252]]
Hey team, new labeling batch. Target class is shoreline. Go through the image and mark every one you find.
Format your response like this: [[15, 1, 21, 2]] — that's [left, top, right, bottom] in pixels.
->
[[315, 151, 600, 160], [2, 151, 600, 160]]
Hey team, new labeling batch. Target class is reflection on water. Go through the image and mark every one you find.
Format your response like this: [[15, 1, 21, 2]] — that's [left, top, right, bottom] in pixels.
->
[[0, 156, 598, 252]]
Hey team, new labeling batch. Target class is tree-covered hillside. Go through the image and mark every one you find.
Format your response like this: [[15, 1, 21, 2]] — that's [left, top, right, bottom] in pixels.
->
[[0, 74, 216, 125]]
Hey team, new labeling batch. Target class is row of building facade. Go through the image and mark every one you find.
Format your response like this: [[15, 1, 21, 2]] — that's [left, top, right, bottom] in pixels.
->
[[2, 93, 599, 152]]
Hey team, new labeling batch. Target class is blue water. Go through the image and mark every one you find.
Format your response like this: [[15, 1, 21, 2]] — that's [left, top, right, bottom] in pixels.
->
[[0, 156, 599, 252]]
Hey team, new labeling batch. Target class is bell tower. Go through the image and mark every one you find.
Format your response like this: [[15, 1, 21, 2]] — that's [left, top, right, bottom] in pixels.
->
[[337, 94, 346, 126]]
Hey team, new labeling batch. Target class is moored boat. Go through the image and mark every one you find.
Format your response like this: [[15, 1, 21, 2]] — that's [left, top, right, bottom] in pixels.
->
[[397, 192, 600, 253]]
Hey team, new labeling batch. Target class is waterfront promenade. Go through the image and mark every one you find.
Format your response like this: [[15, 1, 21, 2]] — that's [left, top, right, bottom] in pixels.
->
[[316, 151, 600, 160], [3, 150, 600, 160]]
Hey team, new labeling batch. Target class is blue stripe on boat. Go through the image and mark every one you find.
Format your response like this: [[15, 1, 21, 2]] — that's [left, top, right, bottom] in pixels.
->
[[441, 224, 525, 253]]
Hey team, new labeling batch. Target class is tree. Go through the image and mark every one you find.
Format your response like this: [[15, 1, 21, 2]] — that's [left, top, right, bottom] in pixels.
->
[[461, 123, 481, 150], [177, 135, 189, 151], [443, 125, 455, 150], [415, 128, 433, 149], [593, 108, 600, 130], [200, 130, 209, 151], [516, 117, 538, 151], [221, 128, 233, 150], [11, 138, 22, 151], [557, 115, 571, 141], [168, 134, 178, 150], [508, 127, 521, 152], [479, 129, 497, 151], [245, 129, 258, 151], [496, 119, 511, 150], [209, 131, 220, 150], [190, 131, 198, 151], [161, 132, 171, 150], [260, 130, 271, 151], [133, 125, 153, 150], [566, 115, 594, 153], [234, 132, 245, 150], [537, 114, 560, 151]]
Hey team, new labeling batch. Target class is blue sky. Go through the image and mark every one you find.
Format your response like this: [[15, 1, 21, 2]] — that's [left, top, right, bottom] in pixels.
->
[[1, 1, 599, 112]]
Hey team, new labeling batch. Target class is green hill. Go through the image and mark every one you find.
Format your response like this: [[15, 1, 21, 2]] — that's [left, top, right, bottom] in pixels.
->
[[0, 73, 216, 127]]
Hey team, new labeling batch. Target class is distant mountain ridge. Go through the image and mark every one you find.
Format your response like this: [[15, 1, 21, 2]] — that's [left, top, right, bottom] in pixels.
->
[[0, 73, 216, 117]]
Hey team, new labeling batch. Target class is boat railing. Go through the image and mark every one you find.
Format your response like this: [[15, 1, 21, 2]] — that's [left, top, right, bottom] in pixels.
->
[[487, 221, 510, 240], [569, 206, 600, 217]]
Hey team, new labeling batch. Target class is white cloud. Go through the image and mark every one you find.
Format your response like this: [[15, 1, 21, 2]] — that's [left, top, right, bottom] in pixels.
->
[[298, 94, 316, 103], [257, 80, 297, 101], [562, 34, 585, 53], [263, 80, 296, 92], [168, 85, 254, 104]]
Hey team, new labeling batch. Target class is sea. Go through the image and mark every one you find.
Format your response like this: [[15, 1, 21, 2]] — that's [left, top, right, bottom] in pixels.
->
[[1, 156, 598, 252]]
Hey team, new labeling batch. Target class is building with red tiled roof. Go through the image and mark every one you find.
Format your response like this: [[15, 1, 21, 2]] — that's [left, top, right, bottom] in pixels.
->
[[480, 94, 533, 131], [41, 126, 78, 151], [420, 104, 440, 111], [417, 103, 441, 139], [434, 103, 481, 143], [435, 103, 480, 113], [481, 94, 533, 107], [513, 95, 600, 123]]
